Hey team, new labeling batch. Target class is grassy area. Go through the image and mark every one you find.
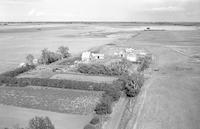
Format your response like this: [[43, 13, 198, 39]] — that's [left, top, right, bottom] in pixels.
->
[[0, 86, 102, 115]]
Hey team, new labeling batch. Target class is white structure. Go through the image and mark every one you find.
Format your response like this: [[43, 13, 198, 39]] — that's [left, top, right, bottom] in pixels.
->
[[126, 53, 137, 62], [81, 51, 91, 62], [92, 53, 104, 60]]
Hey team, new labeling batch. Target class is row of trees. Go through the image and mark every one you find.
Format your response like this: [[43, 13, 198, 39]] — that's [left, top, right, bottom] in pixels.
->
[[26, 46, 70, 65]]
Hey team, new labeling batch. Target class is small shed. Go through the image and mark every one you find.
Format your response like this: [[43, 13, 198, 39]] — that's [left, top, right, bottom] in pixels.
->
[[81, 51, 91, 62]]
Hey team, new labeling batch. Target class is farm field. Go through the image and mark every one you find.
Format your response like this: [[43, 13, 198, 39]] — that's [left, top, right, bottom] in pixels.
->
[[0, 86, 102, 115], [0, 104, 92, 129]]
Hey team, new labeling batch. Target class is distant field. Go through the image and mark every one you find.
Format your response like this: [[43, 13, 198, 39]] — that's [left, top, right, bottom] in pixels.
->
[[0, 86, 102, 114], [51, 73, 118, 84]]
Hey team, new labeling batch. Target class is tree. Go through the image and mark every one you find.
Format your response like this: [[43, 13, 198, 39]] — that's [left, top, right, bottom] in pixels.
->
[[118, 73, 144, 97], [28, 116, 55, 129], [26, 54, 34, 65], [40, 48, 61, 64], [57, 46, 70, 58], [94, 95, 112, 115]]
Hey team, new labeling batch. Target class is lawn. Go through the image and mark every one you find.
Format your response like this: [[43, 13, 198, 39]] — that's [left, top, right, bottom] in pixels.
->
[[0, 86, 102, 115]]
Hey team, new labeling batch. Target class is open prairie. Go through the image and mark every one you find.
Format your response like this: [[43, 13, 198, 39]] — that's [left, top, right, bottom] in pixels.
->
[[123, 27, 200, 129]]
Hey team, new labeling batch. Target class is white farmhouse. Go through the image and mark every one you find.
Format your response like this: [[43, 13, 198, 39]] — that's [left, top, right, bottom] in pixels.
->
[[81, 51, 91, 62], [92, 53, 104, 60]]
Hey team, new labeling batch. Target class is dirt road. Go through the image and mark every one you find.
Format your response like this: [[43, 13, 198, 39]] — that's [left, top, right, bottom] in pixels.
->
[[124, 30, 200, 129]]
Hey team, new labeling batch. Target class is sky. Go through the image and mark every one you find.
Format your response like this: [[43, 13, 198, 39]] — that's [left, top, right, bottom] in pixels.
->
[[0, 0, 200, 22]]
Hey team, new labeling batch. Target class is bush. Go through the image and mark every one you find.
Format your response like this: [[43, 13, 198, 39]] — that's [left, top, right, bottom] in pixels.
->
[[118, 73, 144, 97], [84, 124, 96, 129], [28, 116, 55, 129], [90, 116, 100, 125], [94, 93, 113, 115], [57, 46, 70, 58], [94, 101, 112, 115]]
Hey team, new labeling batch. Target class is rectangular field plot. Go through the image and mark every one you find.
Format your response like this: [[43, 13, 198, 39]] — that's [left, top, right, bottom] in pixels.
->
[[0, 86, 102, 115], [0, 104, 92, 129], [51, 73, 118, 84]]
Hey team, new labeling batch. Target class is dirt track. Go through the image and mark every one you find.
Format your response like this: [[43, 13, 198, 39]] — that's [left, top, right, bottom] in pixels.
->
[[123, 30, 200, 129]]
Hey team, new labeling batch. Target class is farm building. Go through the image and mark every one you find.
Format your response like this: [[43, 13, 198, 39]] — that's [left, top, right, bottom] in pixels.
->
[[81, 51, 104, 62], [91, 53, 104, 60]]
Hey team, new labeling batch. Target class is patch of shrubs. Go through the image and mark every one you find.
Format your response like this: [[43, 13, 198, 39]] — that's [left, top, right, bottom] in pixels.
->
[[118, 73, 144, 97], [77, 59, 132, 76], [94, 100, 112, 115]]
